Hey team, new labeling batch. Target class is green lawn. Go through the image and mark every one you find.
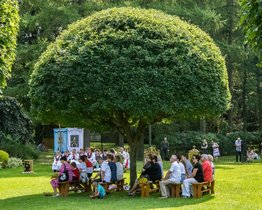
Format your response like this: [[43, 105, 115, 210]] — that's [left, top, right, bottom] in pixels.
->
[[0, 154, 262, 210]]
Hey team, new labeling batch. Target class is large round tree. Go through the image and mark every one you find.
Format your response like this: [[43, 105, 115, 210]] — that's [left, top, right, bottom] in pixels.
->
[[0, 0, 20, 89], [29, 7, 230, 185]]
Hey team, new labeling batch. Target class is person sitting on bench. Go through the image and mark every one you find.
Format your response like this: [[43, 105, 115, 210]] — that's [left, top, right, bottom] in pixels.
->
[[159, 154, 181, 198], [181, 155, 204, 198], [128, 154, 162, 196], [114, 155, 124, 180], [92, 157, 111, 183], [201, 154, 212, 182], [50, 156, 74, 197]]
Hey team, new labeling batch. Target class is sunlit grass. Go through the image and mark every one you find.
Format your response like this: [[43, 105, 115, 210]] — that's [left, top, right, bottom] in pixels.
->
[[0, 153, 262, 210]]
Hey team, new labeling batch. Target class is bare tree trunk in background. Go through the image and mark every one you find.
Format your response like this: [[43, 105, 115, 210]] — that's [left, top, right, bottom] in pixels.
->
[[257, 65, 262, 131], [226, 0, 234, 130], [83, 129, 90, 148], [148, 125, 152, 147], [119, 133, 124, 147], [200, 117, 206, 133], [242, 67, 247, 131]]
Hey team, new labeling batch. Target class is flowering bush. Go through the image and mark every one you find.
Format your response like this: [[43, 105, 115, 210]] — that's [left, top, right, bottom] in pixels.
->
[[7, 157, 23, 168]]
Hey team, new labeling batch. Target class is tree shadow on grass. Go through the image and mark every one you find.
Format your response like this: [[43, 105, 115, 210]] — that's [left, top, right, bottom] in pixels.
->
[[0, 165, 54, 179], [0, 191, 215, 210], [215, 166, 235, 170]]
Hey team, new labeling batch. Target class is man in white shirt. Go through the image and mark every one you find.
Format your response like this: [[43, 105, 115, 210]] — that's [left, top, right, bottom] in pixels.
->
[[235, 137, 242, 162], [93, 157, 111, 183], [159, 155, 181, 198]]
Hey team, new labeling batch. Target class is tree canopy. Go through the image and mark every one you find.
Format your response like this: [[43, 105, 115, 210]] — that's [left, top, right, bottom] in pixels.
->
[[29, 7, 230, 127], [0, 0, 20, 89], [240, 0, 262, 64]]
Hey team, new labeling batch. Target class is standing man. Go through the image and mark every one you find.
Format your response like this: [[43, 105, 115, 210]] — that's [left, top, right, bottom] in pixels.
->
[[235, 137, 242, 162], [161, 136, 170, 161], [159, 155, 181, 198]]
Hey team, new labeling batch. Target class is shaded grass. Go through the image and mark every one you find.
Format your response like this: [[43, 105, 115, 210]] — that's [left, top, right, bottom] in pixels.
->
[[0, 154, 262, 210]]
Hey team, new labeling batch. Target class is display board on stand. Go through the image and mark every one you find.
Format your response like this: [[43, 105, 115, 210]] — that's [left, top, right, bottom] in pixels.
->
[[54, 128, 84, 153]]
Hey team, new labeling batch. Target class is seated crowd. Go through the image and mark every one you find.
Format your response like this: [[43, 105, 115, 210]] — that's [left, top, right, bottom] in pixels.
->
[[50, 147, 129, 197], [127, 153, 214, 198], [50, 146, 215, 199]]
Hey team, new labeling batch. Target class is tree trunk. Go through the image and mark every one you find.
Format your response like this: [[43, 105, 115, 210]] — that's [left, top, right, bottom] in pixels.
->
[[226, 0, 234, 130], [148, 125, 152, 147], [129, 138, 139, 187], [200, 117, 206, 133], [118, 133, 124, 147], [136, 136, 144, 161], [83, 129, 90, 148], [242, 67, 247, 131], [257, 66, 262, 131]]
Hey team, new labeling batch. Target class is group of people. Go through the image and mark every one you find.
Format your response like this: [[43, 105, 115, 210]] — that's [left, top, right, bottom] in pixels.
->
[[52, 147, 130, 172], [49, 136, 261, 199], [50, 147, 130, 198], [201, 139, 220, 161], [127, 152, 214, 198], [235, 137, 260, 162]]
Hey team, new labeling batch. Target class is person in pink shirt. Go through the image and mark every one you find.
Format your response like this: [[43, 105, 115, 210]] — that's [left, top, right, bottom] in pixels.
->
[[201, 154, 212, 182], [50, 156, 74, 197]]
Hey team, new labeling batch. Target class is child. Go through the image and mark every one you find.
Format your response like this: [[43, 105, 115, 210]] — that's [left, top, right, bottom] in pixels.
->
[[114, 155, 124, 180], [78, 156, 88, 183], [84, 155, 93, 179], [89, 181, 106, 199], [52, 151, 62, 172], [71, 162, 80, 181]]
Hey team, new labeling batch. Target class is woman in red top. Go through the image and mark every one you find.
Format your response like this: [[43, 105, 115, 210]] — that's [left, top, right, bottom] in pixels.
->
[[201, 154, 212, 182], [71, 162, 80, 181], [84, 155, 93, 178]]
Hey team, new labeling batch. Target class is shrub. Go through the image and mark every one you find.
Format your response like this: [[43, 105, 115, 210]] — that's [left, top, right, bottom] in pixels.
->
[[7, 157, 23, 168], [152, 129, 262, 156], [0, 96, 34, 144], [0, 150, 9, 167], [0, 133, 38, 160]]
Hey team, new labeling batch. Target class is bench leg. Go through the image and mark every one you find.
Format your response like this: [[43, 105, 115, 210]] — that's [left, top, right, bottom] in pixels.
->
[[59, 183, 69, 197], [170, 184, 180, 198], [210, 180, 215, 194], [193, 184, 201, 198], [140, 183, 150, 198], [116, 179, 124, 191]]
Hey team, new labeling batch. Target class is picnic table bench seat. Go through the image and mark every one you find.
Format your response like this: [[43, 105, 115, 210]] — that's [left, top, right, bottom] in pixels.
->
[[139, 180, 160, 198], [192, 180, 215, 198], [100, 178, 126, 193], [58, 180, 90, 197]]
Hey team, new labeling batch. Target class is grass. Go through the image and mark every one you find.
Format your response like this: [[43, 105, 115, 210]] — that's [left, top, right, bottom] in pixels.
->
[[0, 152, 262, 210]]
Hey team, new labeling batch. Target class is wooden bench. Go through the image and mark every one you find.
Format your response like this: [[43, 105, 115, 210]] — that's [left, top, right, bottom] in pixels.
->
[[58, 180, 90, 197], [170, 183, 182, 198], [192, 180, 215, 198], [139, 180, 160, 198], [100, 178, 126, 193]]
